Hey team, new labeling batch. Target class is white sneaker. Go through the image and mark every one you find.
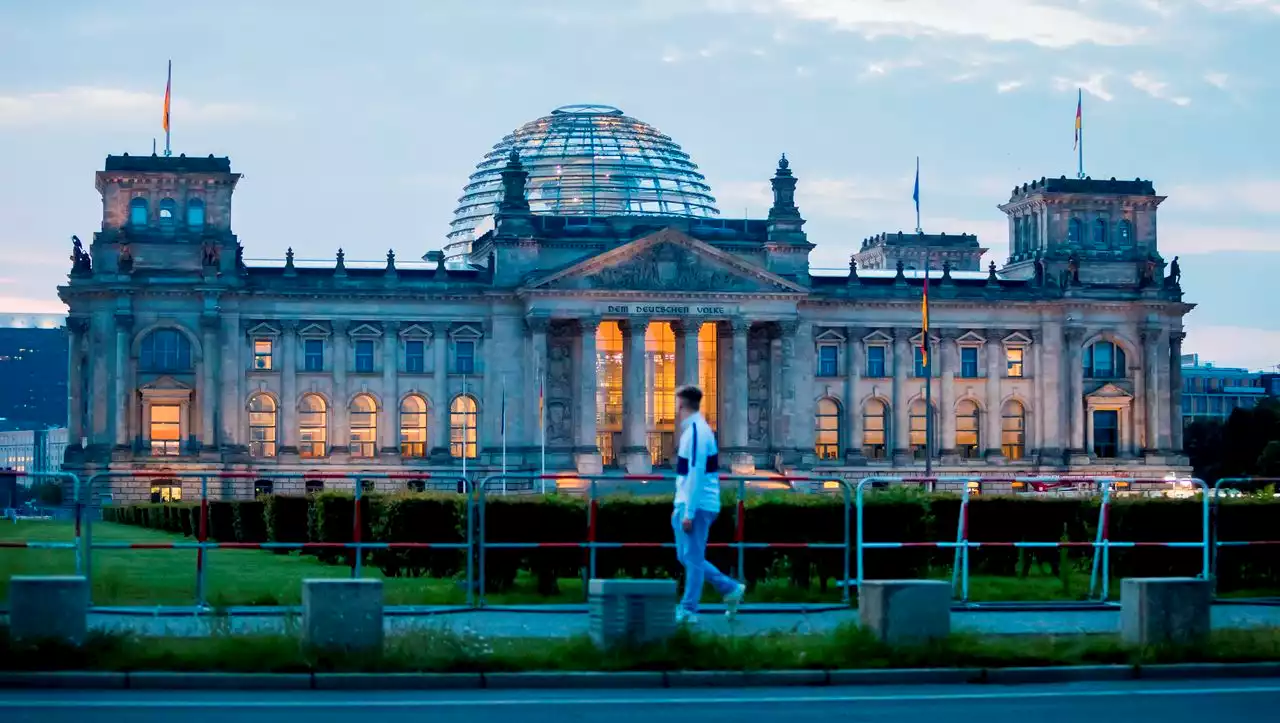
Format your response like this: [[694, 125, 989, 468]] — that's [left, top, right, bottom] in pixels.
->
[[724, 583, 747, 620], [675, 607, 699, 625]]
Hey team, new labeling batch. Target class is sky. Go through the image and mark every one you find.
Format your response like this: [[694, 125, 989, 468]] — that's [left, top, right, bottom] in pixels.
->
[[1, 0, 1278, 370]]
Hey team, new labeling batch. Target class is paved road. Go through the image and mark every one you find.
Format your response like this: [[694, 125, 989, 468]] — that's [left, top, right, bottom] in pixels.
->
[[3, 679, 1280, 722], [69, 604, 1280, 638]]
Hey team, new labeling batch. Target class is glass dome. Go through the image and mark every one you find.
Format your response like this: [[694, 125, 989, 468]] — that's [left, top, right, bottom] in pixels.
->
[[445, 104, 720, 261]]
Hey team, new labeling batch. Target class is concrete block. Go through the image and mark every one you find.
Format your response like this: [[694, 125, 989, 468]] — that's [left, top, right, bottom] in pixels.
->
[[858, 580, 951, 646], [8, 576, 89, 646], [588, 578, 677, 649], [302, 579, 384, 654], [1120, 577, 1211, 647]]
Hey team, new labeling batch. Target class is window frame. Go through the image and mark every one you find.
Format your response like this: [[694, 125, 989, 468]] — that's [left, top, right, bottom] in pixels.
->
[[248, 393, 278, 458], [450, 394, 478, 459], [140, 329, 194, 373], [252, 338, 274, 371], [129, 197, 149, 227], [187, 198, 206, 229], [303, 338, 325, 372], [1002, 401, 1026, 460], [158, 198, 177, 229], [865, 344, 887, 378], [1083, 341, 1128, 379], [349, 394, 378, 458], [405, 339, 426, 374], [399, 395, 428, 458], [298, 394, 328, 458], [955, 400, 981, 459], [454, 339, 476, 375], [959, 346, 980, 379], [148, 403, 183, 456], [814, 398, 841, 461], [817, 344, 840, 378], [354, 339, 376, 374], [1006, 346, 1025, 378], [862, 399, 888, 459]]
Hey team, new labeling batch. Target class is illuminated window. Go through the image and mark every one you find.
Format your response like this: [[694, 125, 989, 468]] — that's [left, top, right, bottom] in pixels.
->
[[253, 339, 273, 370], [150, 481, 181, 503], [697, 323, 718, 430], [129, 197, 148, 227], [866, 345, 887, 377], [956, 400, 981, 459], [187, 199, 205, 229], [350, 394, 377, 458], [909, 400, 935, 460], [597, 432, 615, 467], [450, 395, 478, 459], [159, 198, 176, 228], [1006, 347, 1024, 378], [815, 398, 841, 461], [1002, 400, 1026, 460], [140, 329, 193, 372], [355, 340, 376, 373], [248, 394, 277, 457], [646, 323, 676, 434], [299, 394, 327, 458], [1083, 341, 1127, 379], [862, 399, 888, 459], [149, 404, 181, 456], [400, 395, 428, 458], [596, 321, 624, 431]]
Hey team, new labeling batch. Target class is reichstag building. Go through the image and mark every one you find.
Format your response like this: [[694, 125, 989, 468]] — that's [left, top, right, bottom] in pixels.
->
[[59, 104, 1192, 502]]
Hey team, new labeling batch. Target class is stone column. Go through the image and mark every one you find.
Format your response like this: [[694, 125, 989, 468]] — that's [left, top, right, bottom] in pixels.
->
[[280, 321, 299, 454], [1031, 330, 1045, 456], [1170, 331, 1186, 454], [793, 320, 817, 465], [1142, 327, 1162, 456], [112, 313, 133, 449], [939, 331, 959, 460], [381, 321, 400, 454], [66, 318, 86, 445], [200, 316, 219, 452], [620, 319, 651, 474], [219, 312, 240, 450], [845, 326, 864, 464], [576, 317, 602, 473], [1065, 326, 1087, 460], [89, 312, 110, 445], [776, 320, 798, 462], [430, 321, 451, 460], [672, 319, 701, 389], [1039, 321, 1063, 462], [728, 319, 752, 471], [984, 332, 1004, 459], [330, 320, 350, 455], [891, 327, 911, 463]]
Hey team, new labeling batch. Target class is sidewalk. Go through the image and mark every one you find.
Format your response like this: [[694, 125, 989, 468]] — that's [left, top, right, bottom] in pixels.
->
[[60, 603, 1280, 638]]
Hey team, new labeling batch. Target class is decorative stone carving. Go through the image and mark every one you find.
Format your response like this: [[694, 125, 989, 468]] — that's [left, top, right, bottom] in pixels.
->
[[1166, 256, 1181, 288], [746, 328, 772, 446], [558, 242, 771, 292], [117, 243, 134, 273], [545, 327, 575, 445], [201, 240, 221, 268]]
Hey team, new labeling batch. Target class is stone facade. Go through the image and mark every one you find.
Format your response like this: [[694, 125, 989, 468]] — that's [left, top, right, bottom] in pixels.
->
[[58, 152, 1193, 502]]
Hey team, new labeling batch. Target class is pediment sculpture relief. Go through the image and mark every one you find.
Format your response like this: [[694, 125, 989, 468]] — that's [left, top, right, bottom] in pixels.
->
[[557, 243, 772, 292]]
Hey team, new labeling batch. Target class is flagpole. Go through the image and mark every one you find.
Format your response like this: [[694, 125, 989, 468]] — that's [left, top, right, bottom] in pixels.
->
[[923, 252, 933, 477], [540, 365, 547, 491]]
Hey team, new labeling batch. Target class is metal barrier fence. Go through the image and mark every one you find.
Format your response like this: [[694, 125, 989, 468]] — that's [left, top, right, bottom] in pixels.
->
[[0, 470, 84, 574], [1210, 477, 1280, 596], [473, 472, 854, 606]]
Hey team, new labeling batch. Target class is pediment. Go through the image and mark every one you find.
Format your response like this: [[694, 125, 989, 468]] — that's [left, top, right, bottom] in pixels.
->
[[862, 329, 893, 344], [140, 375, 192, 391], [348, 322, 384, 338], [815, 328, 847, 343], [245, 321, 280, 337], [956, 330, 987, 345], [910, 332, 939, 346], [1003, 331, 1033, 346], [526, 227, 807, 294], [399, 323, 433, 340], [1086, 383, 1133, 400], [297, 322, 331, 338], [451, 323, 483, 340]]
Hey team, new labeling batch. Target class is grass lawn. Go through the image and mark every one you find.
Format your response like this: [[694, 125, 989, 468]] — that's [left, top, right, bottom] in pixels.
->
[[6, 624, 1280, 673], [0, 520, 1176, 607]]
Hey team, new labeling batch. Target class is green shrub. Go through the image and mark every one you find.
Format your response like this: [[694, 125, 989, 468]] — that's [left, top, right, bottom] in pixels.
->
[[370, 493, 466, 578], [233, 500, 267, 543], [263, 495, 310, 553]]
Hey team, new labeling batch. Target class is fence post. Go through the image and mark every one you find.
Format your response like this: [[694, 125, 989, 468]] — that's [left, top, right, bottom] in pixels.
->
[[588, 478, 598, 584], [841, 480, 852, 604], [352, 475, 363, 579], [465, 477, 475, 608], [735, 478, 746, 581], [478, 482, 487, 607]]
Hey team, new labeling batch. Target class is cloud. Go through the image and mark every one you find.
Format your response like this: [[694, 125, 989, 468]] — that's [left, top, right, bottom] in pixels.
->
[[996, 80, 1025, 93], [0, 86, 274, 128], [1165, 180, 1280, 215], [716, 176, 894, 219], [1128, 71, 1192, 106], [1184, 324, 1280, 371], [860, 57, 925, 80], [713, 0, 1146, 48], [1053, 74, 1114, 101], [1193, 0, 1280, 14], [1204, 72, 1230, 90], [0, 296, 67, 314]]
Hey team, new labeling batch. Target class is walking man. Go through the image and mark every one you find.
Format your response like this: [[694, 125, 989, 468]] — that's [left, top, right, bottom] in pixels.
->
[[672, 385, 746, 624]]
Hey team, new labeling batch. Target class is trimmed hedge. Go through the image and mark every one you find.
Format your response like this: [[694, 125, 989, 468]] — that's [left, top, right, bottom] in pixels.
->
[[101, 492, 1280, 594]]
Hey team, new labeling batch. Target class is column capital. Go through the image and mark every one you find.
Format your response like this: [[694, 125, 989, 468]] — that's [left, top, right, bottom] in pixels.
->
[[1140, 326, 1164, 346], [618, 318, 649, 336], [279, 318, 298, 333], [68, 316, 90, 335], [937, 327, 961, 341], [524, 315, 550, 335], [669, 318, 704, 336], [1064, 325, 1086, 343], [1030, 328, 1043, 344], [729, 317, 751, 335], [577, 316, 602, 334], [332, 318, 350, 335], [776, 318, 800, 337], [983, 328, 1008, 344], [1170, 330, 1186, 345], [199, 314, 220, 333], [113, 312, 134, 331]]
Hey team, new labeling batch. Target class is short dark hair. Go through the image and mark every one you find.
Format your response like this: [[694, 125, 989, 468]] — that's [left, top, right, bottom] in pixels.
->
[[676, 385, 703, 411]]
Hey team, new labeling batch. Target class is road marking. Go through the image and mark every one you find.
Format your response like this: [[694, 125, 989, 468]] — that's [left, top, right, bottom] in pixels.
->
[[5, 684, 1280, 708]]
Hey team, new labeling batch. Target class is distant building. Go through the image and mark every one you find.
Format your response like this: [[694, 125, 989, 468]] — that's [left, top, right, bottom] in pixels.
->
[[0, 427, 68, 475], [0, 314, 68, 430], [855, 232, 987, 272], [1180, 354, 1268, 424]]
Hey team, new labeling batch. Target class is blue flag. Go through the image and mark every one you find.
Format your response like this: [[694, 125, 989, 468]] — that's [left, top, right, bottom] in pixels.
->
[[912, 156, 921, 232]]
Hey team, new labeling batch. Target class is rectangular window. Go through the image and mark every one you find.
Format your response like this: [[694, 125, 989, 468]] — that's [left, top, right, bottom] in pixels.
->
[[865, 345, 886, 378], [253, 339, 273, 371], [303, 339, 324, 372], [354, 339, 375, 373], [597, 432, 616, 467], [455, 340, 475, 374], [405, 340, 425, 373], [913, 346, 929, 378], [1006, 347, 1024, 378], [1093, 409, 1119, 458], [150, 404, 181, 456], [817, 344, 839, 377], [960, 347, 979, 378]]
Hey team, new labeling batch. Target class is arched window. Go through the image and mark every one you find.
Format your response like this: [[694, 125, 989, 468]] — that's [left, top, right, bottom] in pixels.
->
[[350, 394, 377, 458], [909, 400, 936, 460], [159, 198, 176, 229], [139, 329, 193, 372], [129, 197, 148, 227], [400, 395, 428, 458], [1117, 219, 1133, 247], [862, 399, 888, 459], [299, 394, 327, 458], [1093, 218, 1107, 247], [956, 400, 981, 459], [1083, 341, 1127, 379], [248, 394, 277, 458], [1002, 400, 1026, 460], [815, 398, 841, 461], [450, 395, 478, 459], [1068, 217, 1083, 244], [187, 198, 205, 229]]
